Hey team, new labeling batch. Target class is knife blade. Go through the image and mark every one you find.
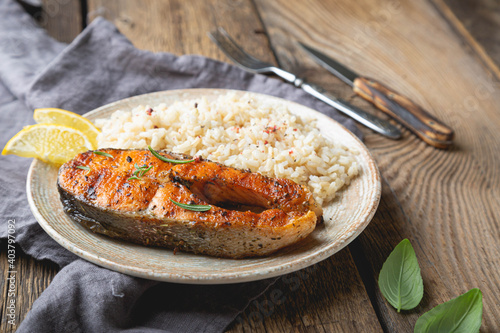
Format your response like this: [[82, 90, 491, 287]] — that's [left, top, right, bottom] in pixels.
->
[[299, 42, 454, 148]]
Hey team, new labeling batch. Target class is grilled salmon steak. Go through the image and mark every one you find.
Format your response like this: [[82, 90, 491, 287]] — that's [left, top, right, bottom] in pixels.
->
[[57, 148, 322, 258]]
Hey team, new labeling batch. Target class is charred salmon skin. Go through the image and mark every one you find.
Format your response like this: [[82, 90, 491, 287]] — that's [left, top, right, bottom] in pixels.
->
[[57, 148, 322, 258]]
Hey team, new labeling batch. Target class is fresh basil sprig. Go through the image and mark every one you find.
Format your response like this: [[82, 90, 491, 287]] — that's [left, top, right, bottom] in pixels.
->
[[378, 239, 483, 330], [414, 288, 483, 333], [170, 199, 211, 212], [148, 146, 194, 164], [378, 239, 424, 312]]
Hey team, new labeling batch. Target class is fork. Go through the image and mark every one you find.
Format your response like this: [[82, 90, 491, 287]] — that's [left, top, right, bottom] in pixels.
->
[[208, 27, 401, 139]]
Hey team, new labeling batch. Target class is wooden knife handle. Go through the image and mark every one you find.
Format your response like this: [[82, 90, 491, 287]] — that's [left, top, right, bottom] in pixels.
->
[[353, 77, 454, 148]]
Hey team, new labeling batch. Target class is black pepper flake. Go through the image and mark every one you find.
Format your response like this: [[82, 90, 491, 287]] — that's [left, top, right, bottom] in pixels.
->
[[194, 102, 198, 108], [126, 156, 132, 163]]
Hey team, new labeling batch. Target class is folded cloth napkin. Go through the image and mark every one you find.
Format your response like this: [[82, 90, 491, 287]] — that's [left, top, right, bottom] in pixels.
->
[[0, 1, 362, 332]]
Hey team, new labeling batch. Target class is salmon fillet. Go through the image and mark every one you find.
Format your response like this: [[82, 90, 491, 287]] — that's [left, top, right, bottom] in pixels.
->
[[57, 148, 322, 258]]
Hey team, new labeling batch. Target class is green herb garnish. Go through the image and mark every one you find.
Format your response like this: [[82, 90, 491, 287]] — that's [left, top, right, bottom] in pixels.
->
[[414, 288, 483, 332], [76, 166, 91, 171], [128, 163, 152, 181], [170, 199, 211, 212], [133, 163, 153, 177], [93, 151, 113, 158], [148, 145, 194, 164], [378, 239, 423, 312]]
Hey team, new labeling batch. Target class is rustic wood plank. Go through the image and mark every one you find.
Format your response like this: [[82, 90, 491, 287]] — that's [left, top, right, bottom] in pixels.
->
[[432, 0, 500, 81], [253, 0, 500, 331], [0, 248, 59, 333], [228, 248, 383, 332], [38, 0, 83, 43], [84, 1, 384, 332], [87, 0, 274, 63]]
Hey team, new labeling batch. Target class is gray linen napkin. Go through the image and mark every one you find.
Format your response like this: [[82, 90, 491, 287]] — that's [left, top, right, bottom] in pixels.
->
[[0, 1, 362, 332]]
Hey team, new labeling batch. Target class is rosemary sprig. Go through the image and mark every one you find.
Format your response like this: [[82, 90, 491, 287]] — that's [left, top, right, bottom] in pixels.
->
[[93, 151, 113, 158], [76, 166, 90, 171], [128, 163, 152, 181], [133, 163, 153, 177], [170, 199, 211, 212], [148, 146, 194, 164]]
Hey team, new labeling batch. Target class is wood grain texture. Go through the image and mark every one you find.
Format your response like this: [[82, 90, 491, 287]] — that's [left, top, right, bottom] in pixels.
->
[[254, 0, 500, 331], [228, 249, 383, 332], [38, 0, 82, 43], [87, 0, 275, 64], [435, 0, 500, 81], [0, 248, 59, 333]]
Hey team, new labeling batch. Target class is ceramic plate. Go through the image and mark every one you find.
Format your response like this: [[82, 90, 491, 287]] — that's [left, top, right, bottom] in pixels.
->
[[27, 89, 381, 284]]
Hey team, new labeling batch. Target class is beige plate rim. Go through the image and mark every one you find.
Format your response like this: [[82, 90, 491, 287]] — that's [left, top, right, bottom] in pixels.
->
[[27, 88, 381, 284]]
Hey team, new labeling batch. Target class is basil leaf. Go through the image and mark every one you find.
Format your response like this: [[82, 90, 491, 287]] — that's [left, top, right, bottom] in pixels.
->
[[378, 239, 423, 312], [414, 288, 482, 333], [170, 199, 211, 212]]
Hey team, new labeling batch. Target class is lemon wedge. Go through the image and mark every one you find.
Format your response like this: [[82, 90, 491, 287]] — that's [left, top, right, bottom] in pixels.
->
[[34, 108, 100, 148], [2, 124, 94, 166]]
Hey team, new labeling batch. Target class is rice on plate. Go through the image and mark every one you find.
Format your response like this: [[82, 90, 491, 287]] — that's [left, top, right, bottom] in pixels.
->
[[95, 92, 359, 206]]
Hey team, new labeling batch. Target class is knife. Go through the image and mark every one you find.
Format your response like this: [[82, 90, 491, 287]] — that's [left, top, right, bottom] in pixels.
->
[[299, 42, 454, 148]]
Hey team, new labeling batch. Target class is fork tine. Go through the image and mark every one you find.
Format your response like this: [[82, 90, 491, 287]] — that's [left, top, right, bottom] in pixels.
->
[[209, 29, 248, 64], [208, 27, 273, 71], [209, 28, 253, 66]]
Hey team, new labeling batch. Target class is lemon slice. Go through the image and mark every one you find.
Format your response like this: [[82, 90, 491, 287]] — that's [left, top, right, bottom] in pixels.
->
[[34, 108, 100, 148], [2, 124, 94, 166]]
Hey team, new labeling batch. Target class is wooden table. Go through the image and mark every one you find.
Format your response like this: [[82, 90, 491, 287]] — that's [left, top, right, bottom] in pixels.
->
[[2, 0, 499, 331]]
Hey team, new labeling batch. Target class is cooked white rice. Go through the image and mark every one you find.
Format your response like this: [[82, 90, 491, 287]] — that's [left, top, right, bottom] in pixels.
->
[[95, 93, 359, 205]]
